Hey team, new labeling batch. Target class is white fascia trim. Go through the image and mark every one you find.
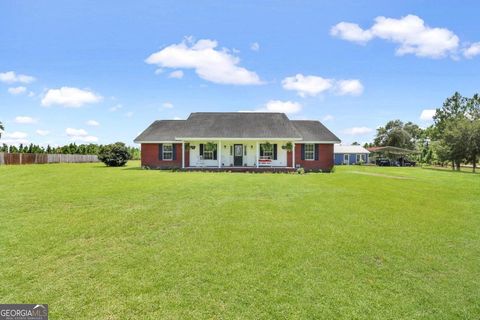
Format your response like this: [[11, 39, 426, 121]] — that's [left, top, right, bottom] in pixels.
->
[[334, 151, 370, 154], [298, 141, 341, 144], [134, 140, 179, 144], [175, 137, 302, 141]]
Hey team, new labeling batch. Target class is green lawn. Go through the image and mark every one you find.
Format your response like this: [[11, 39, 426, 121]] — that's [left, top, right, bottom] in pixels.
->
[[1, 162, 479, 319]]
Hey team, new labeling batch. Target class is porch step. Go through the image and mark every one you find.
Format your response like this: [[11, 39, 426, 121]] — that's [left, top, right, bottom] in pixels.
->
[[183, 167, 296, 173]]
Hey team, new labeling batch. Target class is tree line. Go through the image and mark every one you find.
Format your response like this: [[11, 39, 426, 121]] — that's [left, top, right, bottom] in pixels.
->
[[0, 141, 140, 160], [364, 92, 480, 172]]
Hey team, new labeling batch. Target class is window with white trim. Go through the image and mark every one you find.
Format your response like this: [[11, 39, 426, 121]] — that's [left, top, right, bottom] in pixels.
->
[[260, 144, 273, 159], [304, 144, 315, 160], [163, 144, 173, 160], [203, 144, 215, 160]]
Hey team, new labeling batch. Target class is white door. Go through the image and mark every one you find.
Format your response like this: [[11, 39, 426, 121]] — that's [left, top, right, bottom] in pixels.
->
[[344, 154, 349, 165]]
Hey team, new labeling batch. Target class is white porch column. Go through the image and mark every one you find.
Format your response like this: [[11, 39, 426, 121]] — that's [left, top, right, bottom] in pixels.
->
[[181, 141, 185, 168], [218, 140, 222, 168], [256, 141, 259, 168], [292, 142, 296, 168]]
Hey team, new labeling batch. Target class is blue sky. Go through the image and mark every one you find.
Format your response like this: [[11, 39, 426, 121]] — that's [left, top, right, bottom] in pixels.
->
[[1, 0, 479, 146]]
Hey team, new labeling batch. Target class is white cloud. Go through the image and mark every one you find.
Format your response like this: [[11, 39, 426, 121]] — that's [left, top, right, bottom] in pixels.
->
[[343, 127, 373, 135], [282, 74, 333, 97], [125, 111, 134, 118], [86, 120, 100, 126], [8, 86, 27, 95], [14, 116, 37, 124], [2, 131, 30, 146], [420, 109, 436, 121], [263, 100, 302, 113], [330, 22, 374, 44], [65, 128, 98, 143], [463, 42, 480, 58], [240, 100, 302, 114], [4, 131, 28, 139], [36, 129, 50, 136], [145, 38, 262, 85], [162, 102, 174, 109], [331, 15, 460, 58], [168, 70, 184, 79], [66, 128, 88, 137], [282, 74, 364, 97], [75, 136, 98, 143], [173, 116, 183, 120], [154, 68, 164, 75], [322, 114, 334, 122], [0, 71, 35, 84], [250, 42, 260, 51], [109, 104, 122, 112], [1, 139, 29, 145], [41, 87, 102, 107], [335, 79, 364, 96]]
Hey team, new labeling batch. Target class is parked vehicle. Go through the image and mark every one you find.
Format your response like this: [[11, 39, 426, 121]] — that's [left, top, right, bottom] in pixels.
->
[[402, 159, 416, 167], [376, 158, 391, 166], [375, 157, 416, 167]]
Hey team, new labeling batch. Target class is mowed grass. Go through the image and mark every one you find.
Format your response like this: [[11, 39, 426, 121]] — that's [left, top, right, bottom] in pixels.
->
[[0, 162, 479, 319]]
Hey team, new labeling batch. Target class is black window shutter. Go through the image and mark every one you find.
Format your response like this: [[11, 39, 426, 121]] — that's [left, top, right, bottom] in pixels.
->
[[301, 144, 305, 160], [315, 144, 319, 160], [158, 143, 163, 160], [273, 144, 277, 160], [172, 144, 177, 160], [244, 145, 247, 156], [260, 144, 264, 157], [200, 144, 204, 156], [213, 144, 217, 160]]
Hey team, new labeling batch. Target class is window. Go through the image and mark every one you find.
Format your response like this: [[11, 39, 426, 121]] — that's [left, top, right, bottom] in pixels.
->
[[163, 144, 173, 160], [357, 154, 366, 163], [260, 144, 273, 159], [203, 143, 215, 160], [304, 144, 315, 160]]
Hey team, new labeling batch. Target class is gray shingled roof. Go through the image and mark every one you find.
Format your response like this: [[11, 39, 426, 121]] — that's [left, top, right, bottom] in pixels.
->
[[291, 120, 341, 142], [134, 112, 340, 142], [134, 120, 186, 142], [179, 112, 301, 139]]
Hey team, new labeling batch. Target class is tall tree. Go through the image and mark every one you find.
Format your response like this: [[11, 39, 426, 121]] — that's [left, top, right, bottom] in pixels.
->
[[0, 121, 3, 139], [432, 92, 469, 139], [432, 92, 480, 171], [373, 120, 418, 149]]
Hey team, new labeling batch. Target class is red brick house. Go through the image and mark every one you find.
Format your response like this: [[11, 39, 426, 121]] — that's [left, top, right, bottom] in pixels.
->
[[134, 112, 340, 171]]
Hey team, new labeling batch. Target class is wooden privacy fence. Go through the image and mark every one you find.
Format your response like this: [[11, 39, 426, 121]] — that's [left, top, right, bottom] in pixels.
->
[[0, 153, 99, 165]]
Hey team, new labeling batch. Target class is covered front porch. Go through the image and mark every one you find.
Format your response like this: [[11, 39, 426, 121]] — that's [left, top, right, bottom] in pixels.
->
[[181, 139, 296, 169]]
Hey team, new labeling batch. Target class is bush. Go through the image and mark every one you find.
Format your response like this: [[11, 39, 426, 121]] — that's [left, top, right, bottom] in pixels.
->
[[98, 142, 131, 167], [296, 167, 305, 175]]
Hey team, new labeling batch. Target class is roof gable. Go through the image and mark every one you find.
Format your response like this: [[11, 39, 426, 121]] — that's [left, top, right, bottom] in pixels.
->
[[134, 112, 340, 143], [134, 120, 186, 142], [291, 120, 341, 142], [178, 112, 301, 139], [334, 145, 370, 154]]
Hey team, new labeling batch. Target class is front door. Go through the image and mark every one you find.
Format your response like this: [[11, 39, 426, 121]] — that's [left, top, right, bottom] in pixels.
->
[[234, 144, 243, 166]]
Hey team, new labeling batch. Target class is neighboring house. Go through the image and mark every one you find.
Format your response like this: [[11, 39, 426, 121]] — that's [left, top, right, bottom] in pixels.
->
[[334, 145, 370, 165], [134, 112, 340, 171]]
